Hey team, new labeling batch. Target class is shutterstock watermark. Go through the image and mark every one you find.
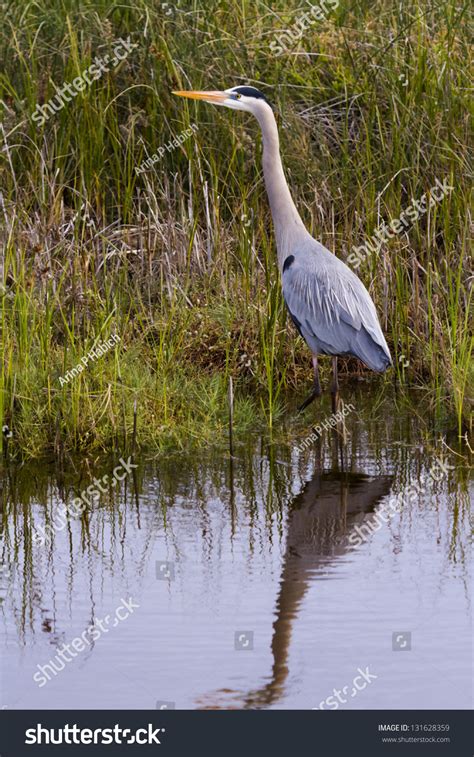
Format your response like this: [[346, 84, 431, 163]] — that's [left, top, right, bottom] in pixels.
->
[[392, 631, 412, 651], [33, 597, 140, 688], [59, 334, 120, 386], [32, 456, 138, 546], [234, 631, 254, 650], [313, 666, 377, 709], [31, 37, 138, 127], [347, 177, 454, 270], [297, 403, 355, 452], [348, 456, 454, 548], [25, 723, 163, 746], [269, 0, 339, 56], [135, 123, 198, 174]]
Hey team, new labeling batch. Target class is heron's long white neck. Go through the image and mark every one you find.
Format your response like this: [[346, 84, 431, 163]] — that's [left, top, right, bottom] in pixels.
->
[[255, 108, 308, 269]]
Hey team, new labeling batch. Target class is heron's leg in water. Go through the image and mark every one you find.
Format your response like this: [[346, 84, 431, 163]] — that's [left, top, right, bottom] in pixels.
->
[[331, 356, 339, 413], [297, 355, 322, 413]]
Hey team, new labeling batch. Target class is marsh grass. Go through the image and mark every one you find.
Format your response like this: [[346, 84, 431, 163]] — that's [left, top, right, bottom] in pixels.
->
[[0, 0, 472, 459]]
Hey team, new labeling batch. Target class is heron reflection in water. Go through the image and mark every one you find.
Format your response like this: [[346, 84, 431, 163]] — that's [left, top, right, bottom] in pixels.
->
[[197, 463, 392, 709]]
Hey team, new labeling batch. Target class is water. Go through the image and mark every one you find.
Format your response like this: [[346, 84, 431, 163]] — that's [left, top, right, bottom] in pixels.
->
[[0, 391, 471, 710]]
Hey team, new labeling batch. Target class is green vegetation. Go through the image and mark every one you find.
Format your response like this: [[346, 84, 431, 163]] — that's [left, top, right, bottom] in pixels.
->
[[1, 0, 472, 459]]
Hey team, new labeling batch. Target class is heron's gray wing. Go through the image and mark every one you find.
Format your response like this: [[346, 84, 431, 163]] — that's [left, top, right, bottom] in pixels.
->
[[282, 251, 391, 371]]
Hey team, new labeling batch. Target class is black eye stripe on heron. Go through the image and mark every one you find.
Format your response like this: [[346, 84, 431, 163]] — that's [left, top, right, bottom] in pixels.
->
[[232, 86, 273, 108], [172, 84, 392, 414]]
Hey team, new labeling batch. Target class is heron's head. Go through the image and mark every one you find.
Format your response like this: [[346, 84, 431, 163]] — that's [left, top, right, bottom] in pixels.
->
[[172, 86, 274, 118]]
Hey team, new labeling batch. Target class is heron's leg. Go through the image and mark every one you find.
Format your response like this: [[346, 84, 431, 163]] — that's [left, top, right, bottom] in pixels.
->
[[312, 355, 322, 397], [297, 355, 322, 413], [331, 356, 339, 413]]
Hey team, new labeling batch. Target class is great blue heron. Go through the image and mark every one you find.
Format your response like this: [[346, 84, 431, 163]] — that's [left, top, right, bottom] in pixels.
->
[[173, 86, 392, 411]]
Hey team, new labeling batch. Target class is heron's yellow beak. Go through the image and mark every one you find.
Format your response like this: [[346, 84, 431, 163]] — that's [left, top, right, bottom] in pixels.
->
[[172, 90, 228, 104]]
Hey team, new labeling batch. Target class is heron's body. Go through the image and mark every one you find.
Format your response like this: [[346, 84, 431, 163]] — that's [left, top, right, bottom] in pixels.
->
[[173, 85, 392, 409], [282, 241, 391, 373]]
